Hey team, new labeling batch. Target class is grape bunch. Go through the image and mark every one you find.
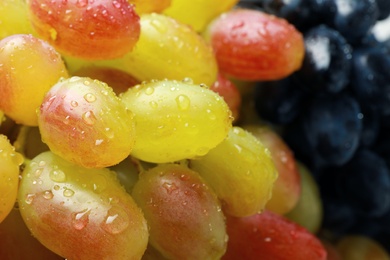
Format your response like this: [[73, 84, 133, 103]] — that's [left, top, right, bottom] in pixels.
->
[[239, 0, 390, 253], [0, 0, 389, 259]]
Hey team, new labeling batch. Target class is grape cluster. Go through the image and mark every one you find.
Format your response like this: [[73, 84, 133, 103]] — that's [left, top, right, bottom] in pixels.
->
[[0, 0, 389, 259], [241, 0, 390, 252]]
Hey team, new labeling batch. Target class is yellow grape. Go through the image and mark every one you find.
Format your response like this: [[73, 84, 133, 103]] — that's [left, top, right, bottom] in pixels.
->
[[163, 0, 239, 32], [0, 111, 4, 125], [0, 134, 24, 223], [122, 13, 218, 86], [121, 79, 233, 163], [190, 126, 278, 217], [337, 235, 390, 260], [0, 0, 35, 40], [0, 34, 68, 126]]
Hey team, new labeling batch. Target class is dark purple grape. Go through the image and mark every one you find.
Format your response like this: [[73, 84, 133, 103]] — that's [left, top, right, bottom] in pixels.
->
[[321, 0, 379, 44], [253, 76, 308, 125], [359, 104, 380, 147], [297, 94, 362, 167], [376, 0, 390, 20], [296, 25, 353, 94], [350, 44, 390, 119]]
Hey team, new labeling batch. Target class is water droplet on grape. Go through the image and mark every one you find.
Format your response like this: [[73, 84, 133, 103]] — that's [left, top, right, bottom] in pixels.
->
[[101, 206, 129, 234], [50, 169, 66, 182], [72, 208, 90, 230], [70, 100, 78, 107], [92, 174, 107, 193], [145, 86, 154, 95], [175, 95, 190, 110], [82, 111, 96, 125], [25, 194, 36, 205], [63, 188, 75, 197], [43, 190, 54, 200], [84, 93, 96, 103], [149, 101, 158, 109]]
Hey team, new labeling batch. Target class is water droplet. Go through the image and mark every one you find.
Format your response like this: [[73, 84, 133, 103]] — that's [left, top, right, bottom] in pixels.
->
[[175, 95, 190, 110], [182, 77, 193, 84], [43, 190, 54, 200], [149, 101, 158, 109], [84, 93, 96, 103], [101, 206, 129, 234], [63, 188, 75, 197], [53, 185, 60, 190], [82, 111, 96, 125], [162, 182, 178, 194], [50, 169, 66, 182], [76, 0, 88, 7], [72, 209, 90, 230], [104, 127, 114, 139], [63, 115, 70, 125], [145, 86, 154, 95], [25, 194, 36, 204], [70, 100, 78, 107]]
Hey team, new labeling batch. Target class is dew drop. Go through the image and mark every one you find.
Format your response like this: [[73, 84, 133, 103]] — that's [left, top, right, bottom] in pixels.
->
[[25, 194, 36, 205], [182, 77, 193, 84], [50, 169, 66, 182], [72, 209, 90, 230], [82, 111, 96, 125], [43, 190, 54, 200], [101, 206, 129, 234], [70, 100, 78, 107], [149, 101, 158, 109], [104, 127, 115, 139], [92, 174, 107, 193], [63, 188, 75, 197], [145, 86, 154, 95], [84, 93, 96, 103], [175, 95, 190, 110]]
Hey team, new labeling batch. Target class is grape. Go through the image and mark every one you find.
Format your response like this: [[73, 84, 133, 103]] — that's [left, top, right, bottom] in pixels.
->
[[190, 126, 277, 217], [223, 211, 327, 260], [163, 0, 239, 32], [121, 13, 218, 86], [120, 79, 233, 163], [296, 25, 353, 94], [0, 208, 63, 259], [18, 151, 149, 260], [13, 126, 49, 160], [38, 76, 136, 168], [0, 134, 23, 223], [27, 0, 141, 60], [128, 0, 171, 14], [243, 124, 301, 215], [337, 235, 390, 260], [210, 73, 242, 123], [203, 8, 305, 81], [0, 34, 68, 126], [285, 162, 323, 234], [0, 0, 35, 39], [132, 163, 227, 259], [253, 76, 308, 125]]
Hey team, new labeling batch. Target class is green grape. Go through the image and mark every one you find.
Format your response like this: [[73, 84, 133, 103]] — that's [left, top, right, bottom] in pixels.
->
[[190, 126, 278, 217], [0, 0, 35, 40], [0, 208, 63, 259], [121, 13, 218, 86], [0, 34, 68, 126], [0, 134, 24, 223], [120, 79, 233, 163], [132, 163, 228, 260], [38, 76, 136, 168], [18, 151, 149, 260], [285, 162, 323, 234], [163, 0, 239, 32]]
